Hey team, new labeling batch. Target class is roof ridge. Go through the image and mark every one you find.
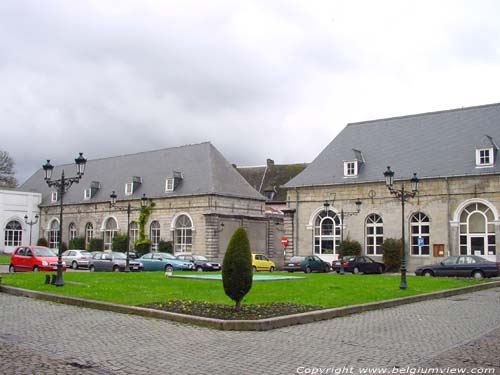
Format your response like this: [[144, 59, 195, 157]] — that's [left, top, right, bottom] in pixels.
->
[[347, 102, 500, 127]]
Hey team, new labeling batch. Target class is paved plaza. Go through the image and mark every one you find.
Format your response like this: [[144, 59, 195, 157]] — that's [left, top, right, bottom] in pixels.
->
[[0, 288, 499, 374]]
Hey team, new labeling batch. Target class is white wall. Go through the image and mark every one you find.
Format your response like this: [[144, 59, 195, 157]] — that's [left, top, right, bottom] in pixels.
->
[[0, 189, 42, 253]]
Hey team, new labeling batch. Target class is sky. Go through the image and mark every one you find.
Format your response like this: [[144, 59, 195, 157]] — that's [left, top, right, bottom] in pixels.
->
[[2, 0, 500, 184]]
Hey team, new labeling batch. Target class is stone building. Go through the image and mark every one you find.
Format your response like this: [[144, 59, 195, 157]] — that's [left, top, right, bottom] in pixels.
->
[[284, 103, 500, 270], [21, 142, 283, 263]]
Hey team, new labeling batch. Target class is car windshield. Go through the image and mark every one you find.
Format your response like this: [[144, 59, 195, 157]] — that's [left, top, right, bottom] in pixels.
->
[[290, 256, 305, 262], [112, 253, 126, 260], [33, 247, 56, 257], [193, 255, 208, 261], [158, 253, 175, 259]]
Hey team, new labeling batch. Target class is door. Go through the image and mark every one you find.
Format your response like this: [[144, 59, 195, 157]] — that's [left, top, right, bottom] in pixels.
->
[[470, 237, 485, 257], [437, 256, 459, 276]]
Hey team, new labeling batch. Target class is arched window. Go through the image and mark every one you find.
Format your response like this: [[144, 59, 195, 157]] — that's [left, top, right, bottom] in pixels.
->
[[69, 223, 77, 241], [4, 220, 22, 247], [104, 217, 118, 250], [174, 215, 193, 253], [314, 209, 341, 255], [366, 214, 383, 256], [410, 213, 430, 256], [85, 223, 94, 248], [459, 202, 496, 258], [150, 221, 161, 252], [48, 220, 60, 249], [130, 222, 138, 245]]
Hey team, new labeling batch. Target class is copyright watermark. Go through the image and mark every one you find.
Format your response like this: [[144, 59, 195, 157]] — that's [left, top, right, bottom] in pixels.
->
[[296, 367, 496, 375]]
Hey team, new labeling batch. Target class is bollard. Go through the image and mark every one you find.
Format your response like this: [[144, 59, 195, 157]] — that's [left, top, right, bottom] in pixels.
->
[[51, 275, 57, 285], [45, 275, 51, 284]]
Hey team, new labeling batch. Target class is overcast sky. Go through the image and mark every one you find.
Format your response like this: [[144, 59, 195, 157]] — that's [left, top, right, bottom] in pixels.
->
[[2, 0, 500, 184]]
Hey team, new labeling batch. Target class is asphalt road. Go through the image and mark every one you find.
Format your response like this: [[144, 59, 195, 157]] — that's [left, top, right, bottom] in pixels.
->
[[0, 286, 499, 374]]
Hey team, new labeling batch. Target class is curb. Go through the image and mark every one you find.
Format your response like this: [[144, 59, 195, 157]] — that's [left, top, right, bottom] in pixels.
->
[[1, 281, 500, 331]]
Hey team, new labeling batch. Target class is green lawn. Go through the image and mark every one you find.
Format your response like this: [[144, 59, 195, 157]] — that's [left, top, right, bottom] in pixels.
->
[[0, 255, 10, 264], [0, 271, 481, 308]]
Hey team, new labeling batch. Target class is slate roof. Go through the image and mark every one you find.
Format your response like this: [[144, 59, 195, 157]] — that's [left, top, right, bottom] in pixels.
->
[[237, 162, 308, 202], [21, 142, 265, 206], [285, 102, 500, 188]]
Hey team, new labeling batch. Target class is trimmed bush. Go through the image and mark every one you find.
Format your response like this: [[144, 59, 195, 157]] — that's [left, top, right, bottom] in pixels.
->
[[134, 239, 151, 256], [69, 237, 85, 250], [222, 227, 253, 312], [382, 238, 402, 272], [37, 238, 48, 247], [112, 233, 129, 253], [88, 238, 104, 252], [337, 239, 362, 258], [60, 242, 68, 252], [158, 240, 173, 254]]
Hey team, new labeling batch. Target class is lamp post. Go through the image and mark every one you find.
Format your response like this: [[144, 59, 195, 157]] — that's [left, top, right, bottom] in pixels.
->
[[110, 191, 149, 272], [383, 166, 419, 290], [42, 153, 87, 287], [24, 214, 39, 246]]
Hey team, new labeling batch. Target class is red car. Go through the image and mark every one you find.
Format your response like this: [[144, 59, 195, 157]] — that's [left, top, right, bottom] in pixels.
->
[[9, 246, 67, 273]]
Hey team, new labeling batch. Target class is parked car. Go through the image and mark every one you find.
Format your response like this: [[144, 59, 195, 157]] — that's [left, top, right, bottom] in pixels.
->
[[251, 253, 276, 272], [62, 249, 92, 269], [176, 254, 221, 272], [88, 252, 144, 272], [415, 255, 500, 279], [284, 255, 331, 273], [137, 252, 194, 272], [332, 256, 385, 274], [9, 246, 67, 273]]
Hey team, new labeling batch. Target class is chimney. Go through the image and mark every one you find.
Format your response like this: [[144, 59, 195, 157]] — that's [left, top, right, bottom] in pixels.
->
[[266, 159, 274, 167]]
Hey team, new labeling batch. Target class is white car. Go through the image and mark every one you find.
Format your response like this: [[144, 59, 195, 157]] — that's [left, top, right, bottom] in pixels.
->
[[61, 249, 92, 269]]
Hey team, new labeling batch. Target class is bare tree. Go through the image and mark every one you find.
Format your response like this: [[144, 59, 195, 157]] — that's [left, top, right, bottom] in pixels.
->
[[0, 150, 18, 188]]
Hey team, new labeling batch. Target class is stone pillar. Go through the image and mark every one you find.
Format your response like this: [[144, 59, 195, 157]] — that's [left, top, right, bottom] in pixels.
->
[[282, 209, 295, 263], [204, 214, 220, 261], [449, 222, 459, 257], [496, 222, 500, 263]]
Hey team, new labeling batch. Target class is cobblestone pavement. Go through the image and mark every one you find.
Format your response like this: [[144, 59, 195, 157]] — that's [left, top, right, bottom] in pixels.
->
[[0, 288, 499, 375]]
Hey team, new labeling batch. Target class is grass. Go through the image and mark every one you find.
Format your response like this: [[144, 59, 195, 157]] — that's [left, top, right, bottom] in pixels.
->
[[0, 255, 10, 264], [1, 271, 481, 309]]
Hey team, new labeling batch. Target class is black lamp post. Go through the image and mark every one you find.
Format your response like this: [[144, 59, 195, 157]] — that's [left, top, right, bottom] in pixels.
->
[[110, 191, 149, 272], [383, 166, 419, 290], [42, 153, 87, 287], [24, 214, 39, 246]]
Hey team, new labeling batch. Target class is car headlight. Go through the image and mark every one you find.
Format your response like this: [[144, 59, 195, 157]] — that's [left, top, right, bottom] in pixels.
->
[[42, 261, 48, 266], [62, 261, 66, 266]]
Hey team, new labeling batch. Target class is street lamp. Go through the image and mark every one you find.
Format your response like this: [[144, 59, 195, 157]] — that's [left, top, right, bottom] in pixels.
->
[[110, 191, 149, 272], [42, 153, 87, 287], [383, 166, 419, 290], [24, 214, 39, 246], [338, 199, 362, 274]]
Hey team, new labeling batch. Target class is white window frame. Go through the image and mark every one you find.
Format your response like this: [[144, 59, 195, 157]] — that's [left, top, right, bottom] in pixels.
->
[[51, 191, 58, 203], [4, 220, 23, 247], [165, 178, 174, 192], [125, 182, 133, 195], [366, 214, 383, 256], [476, 148, 494, 167], [150, 221, 161, 252], [344, 161, 358, 177], [69, 223, 77, 241], [410, 213, 430, 256], [84, 188, 91, 200]]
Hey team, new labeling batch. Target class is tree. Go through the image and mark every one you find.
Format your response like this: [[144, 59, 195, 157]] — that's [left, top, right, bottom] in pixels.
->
[[222, 227, 253, 312], [0, 150, 17, 188], [382, 238, 402, 272], [112, 233, 128, 253], [69, 237, 86, 250], [337, 238, 362, 258]]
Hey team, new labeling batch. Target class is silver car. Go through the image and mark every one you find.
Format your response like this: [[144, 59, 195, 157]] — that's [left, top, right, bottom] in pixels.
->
[[61, 249, 92, 269]]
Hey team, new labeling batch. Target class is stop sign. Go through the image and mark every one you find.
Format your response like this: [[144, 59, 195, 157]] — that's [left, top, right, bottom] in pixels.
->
[[281, 236, 288, 247]]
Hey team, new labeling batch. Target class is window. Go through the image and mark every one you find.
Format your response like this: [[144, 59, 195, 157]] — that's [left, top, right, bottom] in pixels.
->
[[174, 215, 193, 253], [366, 214, 383, 255], [459, 202, 496, 257], [410, 213, 430, 256], [150, 221, 161, 252], [69, 223, 77, 241], [85, 223, 94, 248], [476, 148, 493, 167], [165, 178, 174, 192], [48, 220, 60, 249], [51, 191, 58, 203], [104, 217, 118, 250], [4, 220, 22, 247], [130, 222, 138, 245], [314, 209, 341, 255], [84, 188, 91, 200], [125, 182, 133, 195], [344, 161, 358, 177]]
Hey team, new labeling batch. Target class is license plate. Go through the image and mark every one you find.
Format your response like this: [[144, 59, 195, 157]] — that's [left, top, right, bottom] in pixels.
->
[[132, 266, 138, 270], [288, 263, 295, 267]]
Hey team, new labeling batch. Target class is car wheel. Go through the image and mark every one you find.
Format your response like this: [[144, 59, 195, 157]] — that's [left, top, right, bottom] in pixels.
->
[[269, 266, 275, 272], [472, 270, 484, 280], [324, 265, 330, 273], [89, 265, 95, 272], [113, 265, 120, 272], [196, 266, 203, 272], [252, 266, 257, 273], [9, 265, 15, 273], [165, 265, 174, 272], [353, 267, 360, 274], [305, 266, 312, 274], [33, 266, 39, 272], [72, 261, 78, 270], [377, 265, 383, 274], [423, 270, 433, 277]]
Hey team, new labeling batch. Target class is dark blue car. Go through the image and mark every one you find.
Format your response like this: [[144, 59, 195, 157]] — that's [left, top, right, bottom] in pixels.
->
[[415, 255, 499, 279], [284, 255, 331, 273]]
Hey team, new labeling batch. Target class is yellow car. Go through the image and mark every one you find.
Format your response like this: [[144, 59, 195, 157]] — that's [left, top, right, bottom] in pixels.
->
[[251, 253, 276, 272]]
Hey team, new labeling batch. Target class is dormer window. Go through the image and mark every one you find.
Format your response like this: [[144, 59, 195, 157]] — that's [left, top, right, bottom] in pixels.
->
[[51, 191, 58, 203], [476, 148, 493, 167], [125, 182, 133, 195], [165, 178, 174, 192], [344, 161, 358, 177], [84, 188, 91, 200]]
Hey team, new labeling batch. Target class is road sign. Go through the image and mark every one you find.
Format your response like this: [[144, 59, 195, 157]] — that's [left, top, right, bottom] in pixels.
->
[[281, 236, 288, 247], [418, 237, 424, 247]]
